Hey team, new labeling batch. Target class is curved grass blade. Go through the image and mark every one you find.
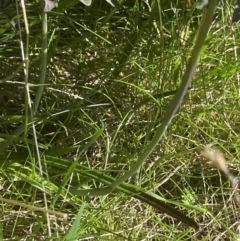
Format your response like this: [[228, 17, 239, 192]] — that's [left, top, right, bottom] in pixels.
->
[[1, 152, 201, 229], [104, 0, 219, 191], [44, 155, 200, 229], [135, 191, 199, 230]]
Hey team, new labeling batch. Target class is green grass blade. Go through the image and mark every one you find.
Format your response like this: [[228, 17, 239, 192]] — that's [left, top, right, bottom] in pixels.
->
[[65, 200, 86, 241], [45, 155, 201, 229]]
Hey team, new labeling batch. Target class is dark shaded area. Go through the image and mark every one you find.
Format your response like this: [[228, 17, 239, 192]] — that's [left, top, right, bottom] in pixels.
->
[[0, 0, 14, 10], [232, 0, 240, 23]]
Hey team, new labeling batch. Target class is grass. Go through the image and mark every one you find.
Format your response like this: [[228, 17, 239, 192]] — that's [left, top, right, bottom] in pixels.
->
[[1, 0, 240, 240]]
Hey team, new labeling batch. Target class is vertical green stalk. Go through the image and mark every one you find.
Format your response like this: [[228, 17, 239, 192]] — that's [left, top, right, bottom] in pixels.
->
[[33, 11, 48, 115]]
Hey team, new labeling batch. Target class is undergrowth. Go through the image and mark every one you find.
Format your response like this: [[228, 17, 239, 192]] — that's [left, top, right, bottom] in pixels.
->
[[0, 0, 240, 240]]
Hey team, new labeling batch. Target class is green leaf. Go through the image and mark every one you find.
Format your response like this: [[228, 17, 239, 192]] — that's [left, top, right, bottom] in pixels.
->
[[65, 200, 86, 241]]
